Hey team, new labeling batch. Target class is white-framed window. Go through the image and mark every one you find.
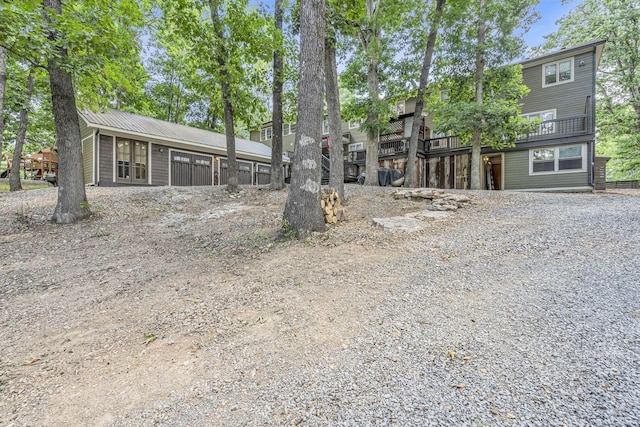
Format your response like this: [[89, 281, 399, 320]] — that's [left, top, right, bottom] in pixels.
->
[[260, 126, 273, 141], [283, 123, 296, 136], [522, 109, 556, 134], [348, 142, 364, 152], [322, 119, 329, 135], [529, 144, 586, 175], [394, 99, 405, 115], [349, 119, 363, 129], [543, 57, 574, 88]]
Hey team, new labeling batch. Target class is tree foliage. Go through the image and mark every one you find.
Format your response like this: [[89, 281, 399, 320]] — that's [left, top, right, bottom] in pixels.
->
[[432, 65, 534, 147], [544, 0, 640, 180], [157, 0, 272, 192], [405, 0, 445, 188], [431, 0, 538, 189], [340, 0, 419, 185]]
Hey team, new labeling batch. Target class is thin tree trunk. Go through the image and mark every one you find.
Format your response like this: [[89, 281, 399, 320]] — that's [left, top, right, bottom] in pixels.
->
[[283, 0, 326, 238], [44, 0, 91, 223], [470, 0, 486, 190], [209, 1, 238, 193], [174, 80, 182, 123], [363, 0, 380, 186], [270, 0, 285, 190], [406, 0, 445, 188], [0, 47, 6, 171], [167, 67, 175, 122], [324, 36, 344, 200], [9, 69, 36, 192]]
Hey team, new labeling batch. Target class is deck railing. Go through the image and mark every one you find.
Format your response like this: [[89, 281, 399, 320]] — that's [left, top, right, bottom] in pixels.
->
[[522, 114, 588, 140], [344, 137, 431, 164], [425, 115, 591, 152]]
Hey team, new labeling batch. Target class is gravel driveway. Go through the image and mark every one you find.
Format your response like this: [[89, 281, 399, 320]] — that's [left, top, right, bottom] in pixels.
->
[[1, 186, 639, 426]]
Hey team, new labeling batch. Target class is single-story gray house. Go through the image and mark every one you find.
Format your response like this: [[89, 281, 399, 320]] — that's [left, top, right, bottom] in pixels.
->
[[79, 109, 286, 187]]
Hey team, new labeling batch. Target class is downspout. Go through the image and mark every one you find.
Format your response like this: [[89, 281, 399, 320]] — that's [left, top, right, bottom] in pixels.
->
[[590, 46, 597, 189]]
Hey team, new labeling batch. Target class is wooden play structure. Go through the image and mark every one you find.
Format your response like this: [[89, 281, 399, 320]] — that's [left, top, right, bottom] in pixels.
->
[[1, 147, 58, 182]]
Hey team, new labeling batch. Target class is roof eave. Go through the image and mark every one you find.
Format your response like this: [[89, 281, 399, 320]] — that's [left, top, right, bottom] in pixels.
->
[[520, 39, 606, 69], [80, 113, 277, 162]]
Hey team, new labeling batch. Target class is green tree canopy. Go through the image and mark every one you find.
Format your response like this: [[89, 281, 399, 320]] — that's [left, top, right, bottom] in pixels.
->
[[544, 0, 640, 180]]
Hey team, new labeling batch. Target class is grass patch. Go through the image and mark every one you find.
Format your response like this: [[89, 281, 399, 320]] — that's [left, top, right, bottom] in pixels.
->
[[0, 183, 50, 193]]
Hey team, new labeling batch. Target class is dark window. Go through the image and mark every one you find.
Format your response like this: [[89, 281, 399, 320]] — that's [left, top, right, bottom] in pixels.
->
[[116, 138, 147, 183]]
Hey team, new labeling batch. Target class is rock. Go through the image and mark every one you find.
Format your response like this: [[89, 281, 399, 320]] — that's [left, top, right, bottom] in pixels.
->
[[408, 189, 443, 199], [393, 190, 410, 199], [444, 194, 471, 203], [432, 197, 462, 211], [405, 210, 451, 221], [372, 217, 427, 232]]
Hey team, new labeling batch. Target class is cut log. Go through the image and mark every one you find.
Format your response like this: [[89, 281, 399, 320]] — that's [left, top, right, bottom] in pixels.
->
[[321, 187, 347, 224]]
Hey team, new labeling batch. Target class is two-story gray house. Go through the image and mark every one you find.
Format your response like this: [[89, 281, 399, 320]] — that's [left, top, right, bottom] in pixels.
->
[[425, 39, 605, 191], [253, 40, 605, 191]]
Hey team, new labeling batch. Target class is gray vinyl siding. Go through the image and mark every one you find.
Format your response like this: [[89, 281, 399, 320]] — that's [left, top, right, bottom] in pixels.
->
[[82, 138, 93, 185], [151, 145, 169, 185], [282, 134, 296, 153], [79, 118, 93, 141], [521, 51, 594, 118], [404, 98, 417, 115], [80, 120, 94, 185], [99, 135, 114, 185], [504, 150, 588, 190], [252, 129, 297, 153], [347, 123, 368, 146]]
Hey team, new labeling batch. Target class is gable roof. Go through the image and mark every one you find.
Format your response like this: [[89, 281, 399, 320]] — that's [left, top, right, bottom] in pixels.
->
[[79, 109, 286, 162], [520, 39, 606, 69]]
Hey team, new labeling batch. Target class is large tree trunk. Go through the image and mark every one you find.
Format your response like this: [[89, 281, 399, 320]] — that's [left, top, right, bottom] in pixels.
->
[[406, 0, 445, 188], [363, 0, 380, 186], [283, 0, 326, 239], [9, 69, 36, 192], [0, 47, 6, 171], [324, 36, 344, 200], [270, 0, 285, 191], [470, 0, 486, 191], [209, 0, 238, 193], [45, 0, 91, 223]]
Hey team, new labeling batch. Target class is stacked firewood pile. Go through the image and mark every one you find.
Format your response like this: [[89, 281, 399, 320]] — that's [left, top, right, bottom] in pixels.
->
[[321, 188, 346, 224]]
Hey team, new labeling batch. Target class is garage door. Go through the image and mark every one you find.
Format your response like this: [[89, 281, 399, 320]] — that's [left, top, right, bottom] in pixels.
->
[[256, 164, 271, 185], [220, 159, 253, 185], [171, 151, 213, 186]]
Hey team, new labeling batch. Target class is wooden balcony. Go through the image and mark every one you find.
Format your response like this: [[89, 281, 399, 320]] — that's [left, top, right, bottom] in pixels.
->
[[379, 118, 429, 143], [343, 138, 429, 166], [520, 114, 589, 141], [426, 114, 592, 153]]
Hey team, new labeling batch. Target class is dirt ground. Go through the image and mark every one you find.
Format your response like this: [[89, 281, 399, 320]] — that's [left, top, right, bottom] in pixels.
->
[[0, 184, 432, 426], [1, 184, 638, 426]]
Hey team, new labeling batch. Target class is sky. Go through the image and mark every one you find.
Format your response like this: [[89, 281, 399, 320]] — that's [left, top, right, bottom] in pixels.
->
[[522, 0, 582, 49]]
